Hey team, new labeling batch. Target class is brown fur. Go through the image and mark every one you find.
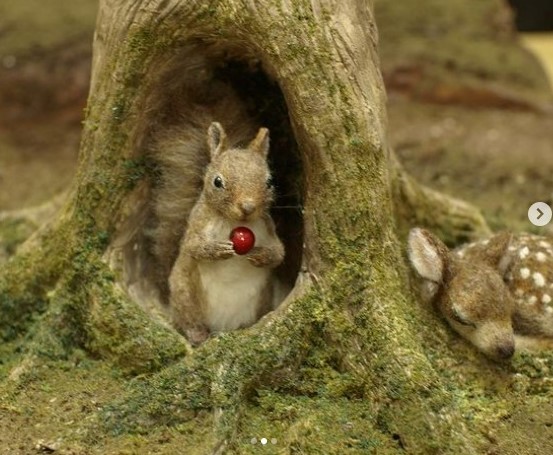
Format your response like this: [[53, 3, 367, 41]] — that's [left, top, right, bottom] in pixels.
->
[[163, 124, 285, 345], [460, 233, 553, 338], [148, 92, 258, 300], [408, 228, 553, 361]]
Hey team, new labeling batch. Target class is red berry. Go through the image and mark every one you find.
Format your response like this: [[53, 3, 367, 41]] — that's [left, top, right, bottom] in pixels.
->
[[230, 226, 255, 255]]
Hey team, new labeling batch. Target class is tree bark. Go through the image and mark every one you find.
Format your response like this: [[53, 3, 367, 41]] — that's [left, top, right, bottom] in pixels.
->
[[6, 0, 545, 453]]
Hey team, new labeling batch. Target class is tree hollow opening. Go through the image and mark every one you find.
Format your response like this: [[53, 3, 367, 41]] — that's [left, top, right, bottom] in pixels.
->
[[109, 42, 305, 331]]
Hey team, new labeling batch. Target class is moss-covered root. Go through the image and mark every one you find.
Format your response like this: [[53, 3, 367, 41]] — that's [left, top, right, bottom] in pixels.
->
[[0, 241, 64, 341], [99, 287, 319, 436], [95, 265, 484, 454], [390, 151, 491, 246], [4, 246, 186, 382], [0, 192, 67, 262], [0, 218, 37, 263], [47, 260, 186, 374]]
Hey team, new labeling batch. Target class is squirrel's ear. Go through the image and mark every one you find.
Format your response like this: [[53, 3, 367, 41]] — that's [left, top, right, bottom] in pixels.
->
[[408, 228, 450, 284], [248, 127, 270, 157], [482, 231, 512, 275], [207, 122, 227, 158]]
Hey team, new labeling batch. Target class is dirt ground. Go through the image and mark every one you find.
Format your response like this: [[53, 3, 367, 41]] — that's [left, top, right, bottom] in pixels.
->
[[389, 95, 553, 234], [0, 0, 95, 211], [0, 37, 91, 211]]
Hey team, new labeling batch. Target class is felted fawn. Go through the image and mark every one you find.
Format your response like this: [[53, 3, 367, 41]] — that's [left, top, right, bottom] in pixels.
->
[[408, 228, 553, 361]]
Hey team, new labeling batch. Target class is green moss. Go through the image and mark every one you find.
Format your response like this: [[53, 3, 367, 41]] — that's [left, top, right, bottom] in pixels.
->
[[0, 218, 37, 259], [0, 222, 74, 341], [123, 156, 155, 189], [85, 277, 187, 374], [26, 240, 186, 373], [2, 332, 552, 454], [234, 396, 393, 454], [96, 289, 324, 436], [0, 205, 183, 373]]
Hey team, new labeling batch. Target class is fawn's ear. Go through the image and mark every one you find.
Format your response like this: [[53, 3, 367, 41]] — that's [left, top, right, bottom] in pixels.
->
[[482, 231, 512, 275], [248, 127, 270, 158], [207, 122, 228, 159], [408, 228, 450, 283]]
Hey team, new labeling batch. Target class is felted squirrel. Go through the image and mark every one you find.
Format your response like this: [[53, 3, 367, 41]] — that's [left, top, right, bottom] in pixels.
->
[[151, 118, 285, 345]]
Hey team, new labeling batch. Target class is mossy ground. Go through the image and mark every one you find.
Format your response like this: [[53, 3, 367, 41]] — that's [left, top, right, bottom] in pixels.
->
[[0, 348, 218, 454], [1, 323, 553, 453]]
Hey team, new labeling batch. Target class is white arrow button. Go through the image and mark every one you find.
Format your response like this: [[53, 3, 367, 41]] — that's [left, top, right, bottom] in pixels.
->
[[528, 202, 552, 227]]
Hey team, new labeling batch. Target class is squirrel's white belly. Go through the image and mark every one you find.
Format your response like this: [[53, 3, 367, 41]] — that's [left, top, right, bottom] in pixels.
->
[[199, 257, 269, 332]]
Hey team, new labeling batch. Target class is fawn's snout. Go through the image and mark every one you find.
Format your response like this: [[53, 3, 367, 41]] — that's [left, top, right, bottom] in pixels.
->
[[495, 343, 515, 360], [457, 320, 515, 361]]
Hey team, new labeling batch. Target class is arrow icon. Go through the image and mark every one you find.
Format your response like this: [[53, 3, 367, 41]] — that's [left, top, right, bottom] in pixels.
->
[[528, 202, 552, 227]]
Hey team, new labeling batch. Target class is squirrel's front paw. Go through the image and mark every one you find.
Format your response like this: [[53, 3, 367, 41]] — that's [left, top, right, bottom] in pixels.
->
[[247, 247, 276, 267], [212, 241, 236, 259]]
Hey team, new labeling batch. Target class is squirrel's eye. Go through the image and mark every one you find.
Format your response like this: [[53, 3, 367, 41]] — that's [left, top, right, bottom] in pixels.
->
[[266, 177, 274, 189], [213, 176, 224, 189]]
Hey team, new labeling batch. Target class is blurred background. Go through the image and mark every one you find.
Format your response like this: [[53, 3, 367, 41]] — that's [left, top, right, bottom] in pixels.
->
[[0, 0, 97, 211], [0, 0, 552, 233]]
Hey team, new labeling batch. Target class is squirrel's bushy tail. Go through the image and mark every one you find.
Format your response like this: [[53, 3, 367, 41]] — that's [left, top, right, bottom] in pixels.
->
[[147, 52, 258, 299]]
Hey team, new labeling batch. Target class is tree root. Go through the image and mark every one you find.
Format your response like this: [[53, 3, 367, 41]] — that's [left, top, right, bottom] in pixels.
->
[[390, 150, 491, 246]]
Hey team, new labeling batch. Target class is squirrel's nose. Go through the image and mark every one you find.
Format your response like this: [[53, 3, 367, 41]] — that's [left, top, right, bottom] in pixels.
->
[[240, 200, 256, 216]]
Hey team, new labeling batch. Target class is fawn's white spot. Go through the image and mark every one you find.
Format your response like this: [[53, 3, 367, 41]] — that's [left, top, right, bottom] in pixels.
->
[[536, 252, 547, 262], [508, 246, 517, 252], [539, 241, 551, 248], [520, 268, 531, 279], [515, 288, 524, 296], [547, 307, 553, 314], [528, 295, 538, 304], [533, 272, 546, 287], [519, 247, 530, 259], [542, 294, 552, 304]]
